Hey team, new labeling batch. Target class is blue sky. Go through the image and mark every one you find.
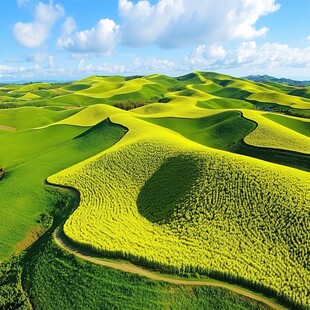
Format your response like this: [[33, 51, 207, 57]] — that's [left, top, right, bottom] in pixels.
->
[[0, 0, 309, 81]]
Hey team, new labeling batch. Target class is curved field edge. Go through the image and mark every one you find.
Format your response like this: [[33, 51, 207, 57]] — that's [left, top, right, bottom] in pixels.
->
[[53, 227, 286, 310], [140, 111, 310, 172], [262, 113, 310, 137], [241, 110, 310, 154], [0, 117, 127, 261], [35, 180, 282, 310], [48, 114, 310, 309], [7, 184, 273, 310]]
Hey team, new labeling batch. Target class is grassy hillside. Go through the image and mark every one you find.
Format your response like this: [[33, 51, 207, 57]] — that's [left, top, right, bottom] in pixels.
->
[[248, 92, 310, 109], [242, 110, 310, 154], [262, 113, 310, 137], [1, 71, 310, 113], [0, 71, 309, 309], [142, 111, 255, 150], [49, 113, 310, 308], [0, 106, 80, 130], [22, 239, 270, 310], [0, 117, 126, 260]]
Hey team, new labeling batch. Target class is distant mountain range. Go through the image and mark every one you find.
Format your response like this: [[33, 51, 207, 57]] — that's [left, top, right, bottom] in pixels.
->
[[244, 75, 310, 87]]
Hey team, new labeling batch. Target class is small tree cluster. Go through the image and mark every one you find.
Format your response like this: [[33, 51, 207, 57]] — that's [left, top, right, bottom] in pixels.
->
[[114, 99, 145, 110]]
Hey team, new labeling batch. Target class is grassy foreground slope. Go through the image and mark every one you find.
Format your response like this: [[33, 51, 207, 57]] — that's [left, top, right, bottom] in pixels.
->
[[49, 112, 310, 308], [0, 112, 126, 261], [23, 239, 270, 310]]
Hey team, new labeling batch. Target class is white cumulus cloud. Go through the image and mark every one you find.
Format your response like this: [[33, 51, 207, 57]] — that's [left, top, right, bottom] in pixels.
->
[[25, 51, 55, 67], [118, 0, 280, 47], [78, 59, 126, 74], [132, 57, 176, 72], [57, 18, 120, 54], [13, 1, 64, 48], [187, 41, 310, 71], [17, 0, 30, 7], [0, 64, 16, 73], [61, 16, 77, 36], [187, 45, 227, 66]]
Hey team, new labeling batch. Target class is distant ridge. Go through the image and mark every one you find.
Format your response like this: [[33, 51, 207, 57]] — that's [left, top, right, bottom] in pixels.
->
[[0, 79, 70, 85], [244, 74, 310, 87]]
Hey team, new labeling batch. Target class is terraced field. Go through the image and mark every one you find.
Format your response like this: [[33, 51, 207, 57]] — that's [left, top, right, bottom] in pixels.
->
[[0, 72, 309, 309]]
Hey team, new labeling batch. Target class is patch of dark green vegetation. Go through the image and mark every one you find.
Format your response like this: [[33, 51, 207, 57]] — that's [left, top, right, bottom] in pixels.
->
[[289, 88, 310, 99], [158, 97, 171, 103], [0, 103, 19, 109], [0, 255, 30, 309], [114, 99, 145, 110], [0, 168, 4, 181], [179, 89, 196, 96], [212, 87, 252, 100], [0, 100, 48, 108], [49, 82, 70, 88], [287, 108, 310, 119], [246, 99, 291, 112], [63, 84, 91, 91], [138, 155, 200, 224], [167, 85, 186, 92], [213, 79, 234, 87], [124, 75, 144, 81], [23, 236, 271, 310], [37, 213, 53, 229]]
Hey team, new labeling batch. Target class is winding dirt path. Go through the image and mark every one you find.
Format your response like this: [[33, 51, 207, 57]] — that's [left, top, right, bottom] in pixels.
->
[[0, 124, 16, 132], [54, 228, 287, 310]]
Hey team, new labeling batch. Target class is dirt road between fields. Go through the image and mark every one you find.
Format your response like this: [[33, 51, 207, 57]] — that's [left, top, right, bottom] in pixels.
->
[[54, 228, 287, 310]]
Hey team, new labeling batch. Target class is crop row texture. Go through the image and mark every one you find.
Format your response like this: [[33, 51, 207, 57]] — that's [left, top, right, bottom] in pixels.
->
[[49, 115, 310, 308]]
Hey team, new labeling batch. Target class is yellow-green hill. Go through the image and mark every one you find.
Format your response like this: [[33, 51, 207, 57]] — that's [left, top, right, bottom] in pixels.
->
[[49, 111, 310, 308]]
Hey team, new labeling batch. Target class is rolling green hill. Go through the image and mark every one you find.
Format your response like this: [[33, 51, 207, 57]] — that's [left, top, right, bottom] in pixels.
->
[[0, 72, 309, 310], [49, 112, 310, 308]]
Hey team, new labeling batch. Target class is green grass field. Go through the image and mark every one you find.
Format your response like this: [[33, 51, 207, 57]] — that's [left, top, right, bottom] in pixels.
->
[[242, 110, 310, 154], [22, 239, 271, 310], [142, 111, 255, 150], [0, 71, 309, 309], [0, 118, 126, 260], [263, 113, 310, 137]]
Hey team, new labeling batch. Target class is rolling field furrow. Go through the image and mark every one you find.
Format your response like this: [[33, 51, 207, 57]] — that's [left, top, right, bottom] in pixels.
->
[[49, 115, 310, 308]]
